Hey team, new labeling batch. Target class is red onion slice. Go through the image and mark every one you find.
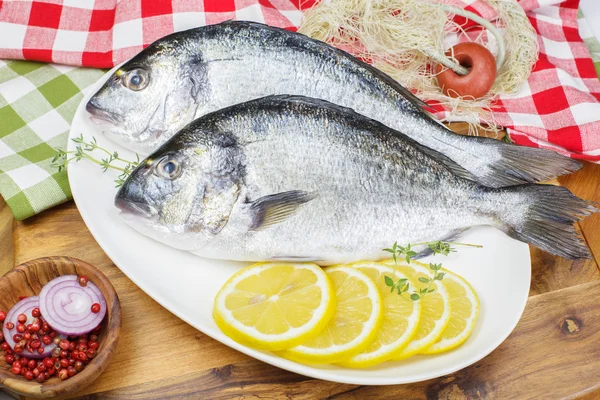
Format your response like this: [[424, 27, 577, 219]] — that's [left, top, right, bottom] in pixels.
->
[[39, 275, 107, 336], [2, 296, 61, 358]]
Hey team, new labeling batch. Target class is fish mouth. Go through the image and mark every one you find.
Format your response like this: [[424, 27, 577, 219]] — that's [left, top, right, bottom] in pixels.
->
[[86, 98, 121, 125], [115, 197, 157, 219]]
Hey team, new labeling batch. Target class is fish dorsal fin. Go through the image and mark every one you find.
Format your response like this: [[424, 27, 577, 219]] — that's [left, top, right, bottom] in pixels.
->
[[400, 132, 478, 182], [249, 190, 315, 231], [358, 61, 433, 113]]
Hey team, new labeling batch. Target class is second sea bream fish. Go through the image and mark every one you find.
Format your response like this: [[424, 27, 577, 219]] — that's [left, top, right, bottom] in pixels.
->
[[87, 21, 581, 188], [114, 96, 595, 263]]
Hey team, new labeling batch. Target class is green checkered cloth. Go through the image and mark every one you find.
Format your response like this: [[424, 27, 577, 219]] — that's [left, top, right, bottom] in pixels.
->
[[0, 60, 104, 220], [579, 9, 600, 79]]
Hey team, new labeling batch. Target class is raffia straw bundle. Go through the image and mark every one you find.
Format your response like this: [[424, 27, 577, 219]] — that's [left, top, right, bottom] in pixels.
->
[[299, 0, 538, 135]]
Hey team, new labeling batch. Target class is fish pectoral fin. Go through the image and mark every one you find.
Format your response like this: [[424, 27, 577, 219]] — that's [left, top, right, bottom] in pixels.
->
[[357, 57, 433, 112], [249, 190, 316, 231]]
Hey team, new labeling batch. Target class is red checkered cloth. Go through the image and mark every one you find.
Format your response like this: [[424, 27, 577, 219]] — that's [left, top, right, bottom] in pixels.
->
[[0, 0, 314, 66], [0, 0, 598, 161], [439, 0, 600, 162]]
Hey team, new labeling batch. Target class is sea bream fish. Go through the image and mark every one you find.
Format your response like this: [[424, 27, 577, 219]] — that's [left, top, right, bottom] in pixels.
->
[[87, 21, 581, 189], [114, 96, 595, 263]]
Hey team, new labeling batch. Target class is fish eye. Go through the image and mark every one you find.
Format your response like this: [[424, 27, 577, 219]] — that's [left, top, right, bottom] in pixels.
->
[[156, 157, 181, 180], [123, 68, 149, 91]]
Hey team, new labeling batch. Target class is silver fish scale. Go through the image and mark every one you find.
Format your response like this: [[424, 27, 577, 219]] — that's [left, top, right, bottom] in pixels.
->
[[118, 95, 595, 261], [192, 23, 510, 184], [200, 24, 407, 117], [93, 21, 581, 188], [181, 98, 496, 263]]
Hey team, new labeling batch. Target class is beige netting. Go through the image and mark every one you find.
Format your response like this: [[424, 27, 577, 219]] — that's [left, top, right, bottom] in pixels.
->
[[299, 0, 538, 135]]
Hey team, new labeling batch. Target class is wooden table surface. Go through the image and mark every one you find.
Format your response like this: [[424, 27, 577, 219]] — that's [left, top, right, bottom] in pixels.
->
[[2, 139, 600, 399]]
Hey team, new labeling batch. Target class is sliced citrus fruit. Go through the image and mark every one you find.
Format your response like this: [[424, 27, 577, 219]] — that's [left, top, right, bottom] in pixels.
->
[[337, 261, 421, 368], [280, 265, 382, 364], [420, 268, 479, 354], [213, 262, 335, 351], [379, 260, 452, 360]]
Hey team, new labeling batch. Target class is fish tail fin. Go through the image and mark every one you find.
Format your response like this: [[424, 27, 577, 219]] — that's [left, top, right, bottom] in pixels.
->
[[420, 114, 582, 188], [475, 140, 583, 188], [495, 184, 597, 259]]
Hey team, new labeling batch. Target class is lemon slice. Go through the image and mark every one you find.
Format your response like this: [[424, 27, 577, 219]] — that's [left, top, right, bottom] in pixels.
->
[[421, 268, 479, 354], [213, 262, 335, 351], [280, 266, 382, 364], [380, 260, 452, 360], [338, 262, 421, 368]]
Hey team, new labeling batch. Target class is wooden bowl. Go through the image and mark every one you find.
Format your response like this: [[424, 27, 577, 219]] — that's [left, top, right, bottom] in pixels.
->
[[0, 257, 121, 398]]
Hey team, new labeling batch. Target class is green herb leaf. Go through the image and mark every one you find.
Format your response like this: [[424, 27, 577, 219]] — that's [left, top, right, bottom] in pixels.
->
[[430, 263, 442, 271], [428, 241, 454, 256], [382, 240, 480, 299], [52, 135, 139, 186], [384, 276, 394, 287], [405, 250, 417, 264]]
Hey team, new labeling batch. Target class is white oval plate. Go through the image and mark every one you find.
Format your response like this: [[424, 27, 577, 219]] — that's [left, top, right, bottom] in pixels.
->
[[68, 69, 531, 385]]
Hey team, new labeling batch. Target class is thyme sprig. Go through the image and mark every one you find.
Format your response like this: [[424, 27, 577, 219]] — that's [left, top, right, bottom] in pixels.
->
[[382, 240, 482, 301], [52, 134, 139, 187]]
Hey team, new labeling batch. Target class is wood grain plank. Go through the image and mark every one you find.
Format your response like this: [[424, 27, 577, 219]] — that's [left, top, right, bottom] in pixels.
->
[[559, 161, 600, 264], [9, 192, 600, 399], [0, 200, 16, 400], [0, 199, 14, 276], [2, 150, 599, 399], [72, 363, 354, 400], [445, 122, 506, 140], [68, 280, 600, 400], [528, 247, 599, 296]]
